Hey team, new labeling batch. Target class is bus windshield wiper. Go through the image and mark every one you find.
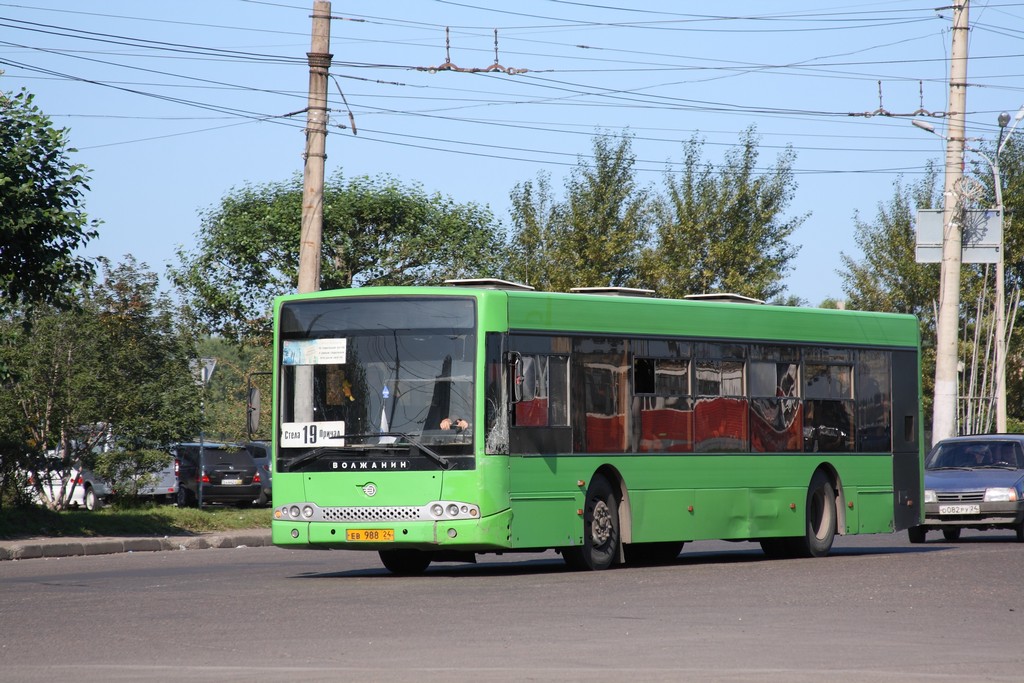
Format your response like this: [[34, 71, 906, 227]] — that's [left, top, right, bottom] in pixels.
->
[[335, 432, 453, 471]]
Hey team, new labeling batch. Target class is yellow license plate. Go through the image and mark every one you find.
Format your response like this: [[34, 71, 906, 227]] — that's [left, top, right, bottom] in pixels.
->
[[346, 528, 395, 542]]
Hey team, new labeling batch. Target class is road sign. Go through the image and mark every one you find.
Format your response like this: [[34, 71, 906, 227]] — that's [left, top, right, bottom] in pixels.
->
[[916, 208, 1002, 264]]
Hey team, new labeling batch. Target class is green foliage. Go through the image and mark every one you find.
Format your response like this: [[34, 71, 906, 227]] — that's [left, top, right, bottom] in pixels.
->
[[0, 257, 201, 510], [839, 170, 942, 425], [506, 171, 560, 290], [0, 88, 98, 316], [171, 172, 507, 343], [973, 132, 1024, 427], [93, 448, 172, 499], [505, 132, 654, 291], [195, 337, 271, 443], [641, 126, 804, 300], [839, 168, 942, 321]]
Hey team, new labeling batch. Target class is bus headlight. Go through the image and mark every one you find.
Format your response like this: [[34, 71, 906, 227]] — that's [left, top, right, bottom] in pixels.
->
[[923, 490, 937, 504], [431, 503, 445, 517]]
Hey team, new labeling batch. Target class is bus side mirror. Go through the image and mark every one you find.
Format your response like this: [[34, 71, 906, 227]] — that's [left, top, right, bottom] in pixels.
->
[[508, 352, 523, 404], [247, 386, 261, 439]]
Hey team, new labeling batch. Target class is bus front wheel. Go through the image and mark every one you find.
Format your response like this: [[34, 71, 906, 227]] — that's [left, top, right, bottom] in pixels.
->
[[563, 474, 620, 571], [799, 470, 837, 557], [379, 549, 432, 575]]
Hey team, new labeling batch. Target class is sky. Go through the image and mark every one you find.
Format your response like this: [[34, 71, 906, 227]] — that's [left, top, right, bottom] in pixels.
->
[[2, 0, 1023, 305]]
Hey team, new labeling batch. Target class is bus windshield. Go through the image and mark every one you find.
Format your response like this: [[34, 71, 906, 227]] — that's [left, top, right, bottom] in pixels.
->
[[277, 297, 476, 469]]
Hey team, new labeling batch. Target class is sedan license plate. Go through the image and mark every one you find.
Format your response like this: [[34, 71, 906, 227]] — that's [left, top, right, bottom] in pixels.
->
[[346, 529, 394, 542], [221, 478, 242, 485], [939, 504, 980, 515]]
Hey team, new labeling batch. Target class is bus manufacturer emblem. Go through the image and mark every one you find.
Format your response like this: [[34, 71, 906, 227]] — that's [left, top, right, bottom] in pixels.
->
[[361, 483, 377, 497]]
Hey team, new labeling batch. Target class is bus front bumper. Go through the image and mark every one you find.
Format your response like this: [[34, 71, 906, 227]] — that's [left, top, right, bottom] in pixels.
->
[[272, 508, 513, 551]]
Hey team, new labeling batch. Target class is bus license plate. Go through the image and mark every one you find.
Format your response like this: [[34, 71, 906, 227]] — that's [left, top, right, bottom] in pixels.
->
[[939, 504, 980, 515], [346, 529, 395, 542]]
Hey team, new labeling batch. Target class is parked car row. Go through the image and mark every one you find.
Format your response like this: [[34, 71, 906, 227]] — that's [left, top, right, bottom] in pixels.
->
[[27, 441, 272, 510]]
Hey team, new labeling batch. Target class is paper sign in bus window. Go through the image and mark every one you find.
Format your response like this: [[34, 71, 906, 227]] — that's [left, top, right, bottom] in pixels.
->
[[283, 338, 348, 366], [281, 421, 345, 447]]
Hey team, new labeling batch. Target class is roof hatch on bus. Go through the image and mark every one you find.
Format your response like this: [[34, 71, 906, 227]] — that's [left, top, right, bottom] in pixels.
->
[[683, 293, 766, 305], [570, 286, 656, 297], [444, 278, 535, 291]]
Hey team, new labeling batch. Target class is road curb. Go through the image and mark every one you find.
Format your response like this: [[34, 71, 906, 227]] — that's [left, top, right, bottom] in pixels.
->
[[0, 529, 272, 561]]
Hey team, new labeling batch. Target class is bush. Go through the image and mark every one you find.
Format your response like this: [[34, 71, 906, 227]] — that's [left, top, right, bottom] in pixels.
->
[[94, 448, 173, 500]]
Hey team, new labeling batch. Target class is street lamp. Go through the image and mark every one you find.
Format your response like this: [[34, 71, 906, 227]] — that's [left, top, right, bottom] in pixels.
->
[[914, 107, 1024, 433], [992, 108, 1024, 432]]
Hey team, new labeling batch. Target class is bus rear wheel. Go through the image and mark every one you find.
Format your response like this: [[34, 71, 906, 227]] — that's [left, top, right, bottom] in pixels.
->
[[563, 474, 620, 571], [759, 471, 836, 559], [379, 549, 432, 575], [799, 470, 837, 557]]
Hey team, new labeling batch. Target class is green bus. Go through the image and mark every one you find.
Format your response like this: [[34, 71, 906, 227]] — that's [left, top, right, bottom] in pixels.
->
[[270, 280, 922, 573]]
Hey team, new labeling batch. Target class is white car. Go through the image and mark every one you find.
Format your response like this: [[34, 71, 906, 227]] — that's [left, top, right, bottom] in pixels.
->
[[29, 467, 112, 511]]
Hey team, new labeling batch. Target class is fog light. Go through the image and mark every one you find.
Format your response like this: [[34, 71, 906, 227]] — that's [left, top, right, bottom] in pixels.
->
[[291, 528, 299, 538], [447, 528, 457, 538]]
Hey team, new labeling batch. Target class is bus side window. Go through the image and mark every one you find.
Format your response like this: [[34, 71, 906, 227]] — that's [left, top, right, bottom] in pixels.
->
[[511, 354, 569, 428], [514, 355, 546, 426]]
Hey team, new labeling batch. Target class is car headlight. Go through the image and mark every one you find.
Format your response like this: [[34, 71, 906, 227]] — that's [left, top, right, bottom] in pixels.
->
[[984, 487, 1018, 502], [924, 489, 937, 504]]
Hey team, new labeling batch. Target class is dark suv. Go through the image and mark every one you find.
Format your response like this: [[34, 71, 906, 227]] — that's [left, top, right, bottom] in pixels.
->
[[173, 442, 261, 508], [244, 440, 272, 507]]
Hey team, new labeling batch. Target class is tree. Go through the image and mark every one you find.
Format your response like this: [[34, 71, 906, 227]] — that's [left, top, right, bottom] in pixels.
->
[[838, 168, 944, 427], [0, 257, 201, 510], [972, 130, 1024, 425], [641, 126, 804, 301], [171, 172, 507, 343], [839, 168, 941, 318], [192, 336, 271, 444], [0, 88, 97, 317], [505, 132, 654, 291], [505, 171, 560, 290]]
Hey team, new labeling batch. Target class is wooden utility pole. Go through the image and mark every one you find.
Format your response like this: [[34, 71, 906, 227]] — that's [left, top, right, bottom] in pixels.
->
[[297, 0, 332, 294], [932, 0, 970, 444]]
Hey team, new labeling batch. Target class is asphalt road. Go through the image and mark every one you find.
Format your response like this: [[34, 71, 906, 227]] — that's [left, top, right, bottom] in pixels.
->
[[1, 530, 1022, 683]]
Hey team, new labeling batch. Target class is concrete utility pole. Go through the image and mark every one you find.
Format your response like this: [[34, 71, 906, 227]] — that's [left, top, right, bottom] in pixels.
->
[[297, 0, 333, 294], [932, 0, 970, 445]]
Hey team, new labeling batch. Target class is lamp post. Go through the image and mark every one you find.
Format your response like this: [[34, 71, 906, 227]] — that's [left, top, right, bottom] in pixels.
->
[[991, 108, 1024, 432], [915, 108, 1023, 433]]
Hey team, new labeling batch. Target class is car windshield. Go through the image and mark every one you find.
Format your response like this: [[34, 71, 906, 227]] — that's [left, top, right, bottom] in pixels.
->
[[277, 297, 476, 466], [926, 440, 1024, 470]]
